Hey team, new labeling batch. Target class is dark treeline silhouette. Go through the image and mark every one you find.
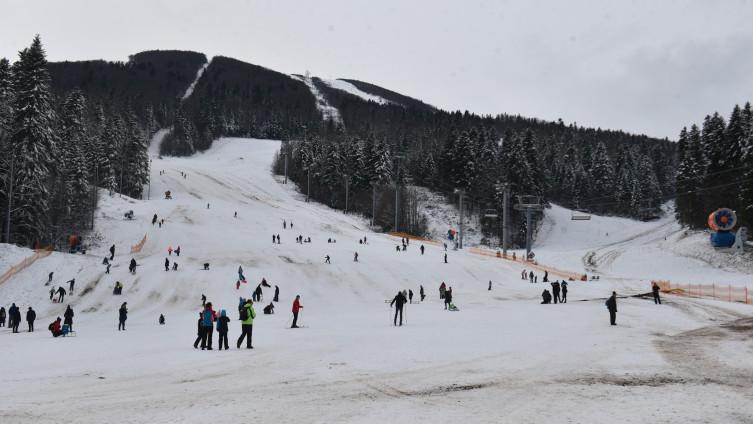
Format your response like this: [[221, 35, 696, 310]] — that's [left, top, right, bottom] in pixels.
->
[[676, 102, 753, 229]]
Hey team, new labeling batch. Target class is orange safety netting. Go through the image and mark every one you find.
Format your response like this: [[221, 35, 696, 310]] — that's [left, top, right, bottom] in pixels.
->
[[130, 234, 148, 254], [0, 247, 53, 286], [653, 280, 751, 304]]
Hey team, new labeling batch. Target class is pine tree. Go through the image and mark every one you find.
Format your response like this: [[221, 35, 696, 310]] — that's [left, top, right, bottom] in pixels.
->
[[588, 142, 614, 208], [8, 36, 58, 245], [99, 116, 120, 192], [59, 90, 90, 217], [122, 108, 149, 198], [0, 57, 13, 141]]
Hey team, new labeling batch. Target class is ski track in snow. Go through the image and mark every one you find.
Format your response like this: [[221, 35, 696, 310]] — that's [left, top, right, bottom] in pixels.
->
[[291, 74, 342, 124], [321, 78, 393, 105], [1, 138, 752, 423], [180, 60, 210, 101]]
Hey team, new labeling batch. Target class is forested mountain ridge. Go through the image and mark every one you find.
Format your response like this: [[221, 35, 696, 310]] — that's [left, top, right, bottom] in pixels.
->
[[0, 38, 676, 248]]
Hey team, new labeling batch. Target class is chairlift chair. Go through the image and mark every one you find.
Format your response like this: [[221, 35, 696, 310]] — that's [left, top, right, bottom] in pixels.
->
[[484, 209, 498, 218]]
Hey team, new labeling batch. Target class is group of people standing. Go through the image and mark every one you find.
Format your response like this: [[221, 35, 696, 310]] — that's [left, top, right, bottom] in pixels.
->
[[541, 281, 568, 304], [0, 304, 35, 333]]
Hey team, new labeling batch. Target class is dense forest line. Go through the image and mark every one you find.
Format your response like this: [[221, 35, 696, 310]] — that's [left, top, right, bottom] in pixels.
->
[[0, 37, 152, 247], [675, 102, 753, 229]]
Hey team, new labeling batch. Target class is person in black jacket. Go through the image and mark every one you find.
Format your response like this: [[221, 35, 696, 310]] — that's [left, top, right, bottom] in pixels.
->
[[541, 289, 552, 304], [273, 285, 280, 302], [0, 306, 5, 327], [551, 281, 561, 304], [606, 292, 618, 325], [118, 303, 128, 331], [390, 291, 407, 326], [63, 305, 74, 331], [165, 258, 170, 271], [652, 282, 662, 305], [444, 287, 453, 310], [216, 310, 230, 350], [110, 244, 115, 260], [9, 304, 21, 333], [26, 307, 36, 332], [129, 258, 137, 274], [193, 312, 203, 348]]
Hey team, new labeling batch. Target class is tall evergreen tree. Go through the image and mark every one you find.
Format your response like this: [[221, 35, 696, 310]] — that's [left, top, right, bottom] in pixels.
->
[[8, 36, 58, 245]]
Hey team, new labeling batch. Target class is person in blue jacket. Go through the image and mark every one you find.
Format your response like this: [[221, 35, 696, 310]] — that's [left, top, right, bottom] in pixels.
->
[[200, 302, 216, 350], [216, 309, 231, 350]]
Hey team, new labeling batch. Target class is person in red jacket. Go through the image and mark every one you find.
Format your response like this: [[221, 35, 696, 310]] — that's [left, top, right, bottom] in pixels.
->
[[291, 295, 303, 328], [49, 317, 62, 337]]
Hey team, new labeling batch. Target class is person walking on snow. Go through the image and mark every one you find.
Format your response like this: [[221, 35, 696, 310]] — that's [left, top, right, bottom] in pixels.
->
[[109, 244, 115, 261], [237, 299, 256, 349], [193, 312, 203, 348], [216, 310, 230, 350], [165, 258, 170, 271], [152, 213, 158, 225], [0, 307, 5, 327], [543, 271, 549, 283], [26, 307, 36, 332], [529, 271, 534, 283], [168, 246, 173, 256], [129, 258, 137, 274], [444, 287, 453, 310], [63, 305, 74, 331], [291, 295, 303, 328], [10, 304, 21, 333], [325, 255, 331, 264], [48, 271, 54, 284], [420, 285, 425, 302], [56, 286, 67, 303], [606, 292, 618, 325], [439, 282, 446, 299], [488, 280, 492, 291], [49, 287, 54, 301], [420, 245, 425, 255], [67, 278, 75, 293], [391, 290, 407, 326], [274, 285, 280, 302], [652, 282, 661, 305], [444, 253, 448, 264], [408, 289, 414, 304], [118, 302, 128, 331], [353, 252, 359, 262], [201, 294, 207, 306], [561, 281, 568, 303]]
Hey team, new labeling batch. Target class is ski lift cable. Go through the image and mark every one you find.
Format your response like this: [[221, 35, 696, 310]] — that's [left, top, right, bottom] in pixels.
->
[[569, 163, 753, 207], [576, 175, 753, 210]]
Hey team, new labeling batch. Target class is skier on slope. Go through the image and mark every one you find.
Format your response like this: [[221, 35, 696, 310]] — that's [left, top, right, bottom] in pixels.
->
[[391, 290, 407, 326], [165, 258, 170, 271], [291, 295, 303, 328]]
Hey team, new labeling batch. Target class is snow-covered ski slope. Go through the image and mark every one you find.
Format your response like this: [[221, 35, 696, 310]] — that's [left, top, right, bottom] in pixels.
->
[[1, 138, 753, 423], [322, 78, 392, 104], [535, 204, 753, 284]]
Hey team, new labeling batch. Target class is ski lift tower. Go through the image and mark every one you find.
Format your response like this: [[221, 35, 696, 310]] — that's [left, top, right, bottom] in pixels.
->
[[514, 195, 544, 260], [454, 188, 466, 249]]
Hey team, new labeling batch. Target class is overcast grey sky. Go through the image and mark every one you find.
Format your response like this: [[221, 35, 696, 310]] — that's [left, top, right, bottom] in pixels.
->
[[2, 0, 752, 139]]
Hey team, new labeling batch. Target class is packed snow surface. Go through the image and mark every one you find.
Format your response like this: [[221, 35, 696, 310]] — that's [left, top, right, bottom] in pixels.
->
[[1, 138, 752, 423], [322, 78, 392, 105]]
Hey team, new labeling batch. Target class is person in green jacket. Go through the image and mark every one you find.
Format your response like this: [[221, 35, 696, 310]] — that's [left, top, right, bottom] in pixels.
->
[[236, 299, 256, 349]]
